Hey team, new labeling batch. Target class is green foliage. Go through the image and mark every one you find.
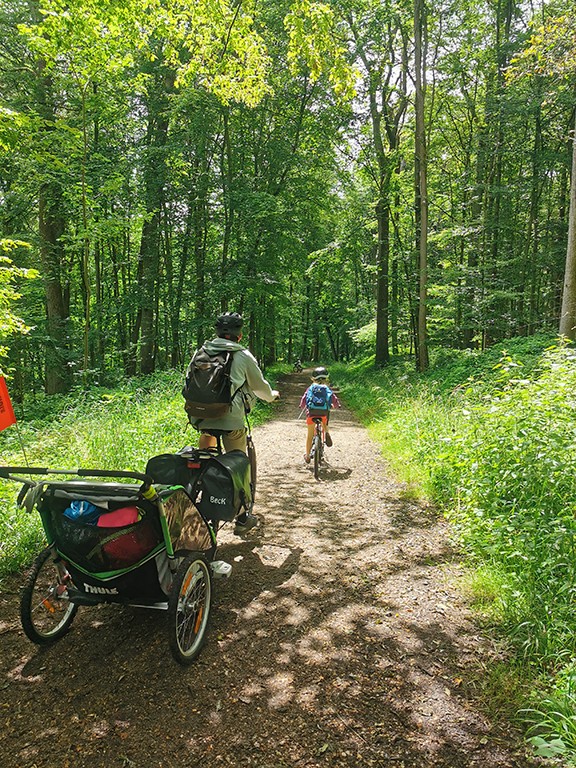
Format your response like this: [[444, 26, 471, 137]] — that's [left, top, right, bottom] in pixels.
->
[[20, 0, 271, 106], [0, 106, 29, 151], [0, 240, 38, 367], [427, 344, 576, 657], [333, 337, 576, 761], [0, 494, 46, 579], [331, 356, 439, 492], [0, 367, 280, 580], [348, 321, 376, 350], [509, 7, 576, 80], [3, 0, 570, 387], [427, 334, 558, 395], [425, 341, 576, 761], [284, 0, 356, 100], [333, 335, 558, 492], [525, 661, 576, 764]]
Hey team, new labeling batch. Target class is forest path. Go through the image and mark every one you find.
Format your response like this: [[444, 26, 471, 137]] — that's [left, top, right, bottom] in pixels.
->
[[0, 371, 541, 768]]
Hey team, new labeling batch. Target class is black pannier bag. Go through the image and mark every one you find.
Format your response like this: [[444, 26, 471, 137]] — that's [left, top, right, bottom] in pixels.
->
[[196, 450, 251, 521], [145, 452, 201, 489]]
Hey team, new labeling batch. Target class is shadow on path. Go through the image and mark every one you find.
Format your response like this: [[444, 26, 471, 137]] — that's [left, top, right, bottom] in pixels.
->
[[0, 371, 540, 768]]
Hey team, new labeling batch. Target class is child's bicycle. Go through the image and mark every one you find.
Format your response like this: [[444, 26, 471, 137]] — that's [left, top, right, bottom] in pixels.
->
[[0, 443, 255, 665], [309, 417, 325, 480]]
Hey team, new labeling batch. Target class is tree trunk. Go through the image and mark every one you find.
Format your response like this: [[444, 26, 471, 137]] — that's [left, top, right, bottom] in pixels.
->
[[375, 196, 390, 366], [364, 72, 393, 368], [414, 0, 429, 371], [560, 109, 576, 339], [36, 59, 70, 394], [137, 65, 174, 375]]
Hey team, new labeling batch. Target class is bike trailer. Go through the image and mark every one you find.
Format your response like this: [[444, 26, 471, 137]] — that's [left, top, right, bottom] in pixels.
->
[[39, 481, 214, 602], [0, 465, 227, 665]]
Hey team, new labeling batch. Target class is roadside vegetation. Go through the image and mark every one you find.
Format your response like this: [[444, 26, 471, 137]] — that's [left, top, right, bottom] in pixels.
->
[[332, 335, 576, 765], [0, 367, 281, 581]]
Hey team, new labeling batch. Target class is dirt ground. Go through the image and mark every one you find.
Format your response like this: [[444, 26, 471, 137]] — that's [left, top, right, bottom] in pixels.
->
[[0, 370, 545, 768]]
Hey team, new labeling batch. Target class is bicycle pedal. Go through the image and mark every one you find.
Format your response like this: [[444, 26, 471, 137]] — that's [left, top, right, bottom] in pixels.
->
[[210, 560, 232, 580]]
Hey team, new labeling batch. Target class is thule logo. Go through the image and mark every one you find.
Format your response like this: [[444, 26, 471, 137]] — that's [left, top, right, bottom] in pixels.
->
[[84, 583, 119, 595], [210, 496, 227, 505]]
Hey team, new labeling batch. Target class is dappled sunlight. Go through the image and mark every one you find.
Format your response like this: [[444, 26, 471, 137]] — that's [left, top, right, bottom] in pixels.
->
[[88, 719, 111, 738], [0, 378, 532, 768], [7, 657, 43, 683], [264, 671, 295, 710], [236, 593, 311, 626]]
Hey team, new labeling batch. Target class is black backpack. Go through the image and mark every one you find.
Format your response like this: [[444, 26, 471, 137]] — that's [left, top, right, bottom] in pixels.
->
[[182, 346, 235, 420]]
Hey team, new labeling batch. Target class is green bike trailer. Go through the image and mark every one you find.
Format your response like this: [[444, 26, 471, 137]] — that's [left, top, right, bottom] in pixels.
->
[[0, 465, 230, 665]]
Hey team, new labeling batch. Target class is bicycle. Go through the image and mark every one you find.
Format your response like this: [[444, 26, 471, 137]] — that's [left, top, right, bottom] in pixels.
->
[[309, 417, 325, 480]]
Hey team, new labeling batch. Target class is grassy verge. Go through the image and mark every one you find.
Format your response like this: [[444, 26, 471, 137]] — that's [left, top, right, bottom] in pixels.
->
[[0, 366, 282, 580], [331, 334, 576, 765]]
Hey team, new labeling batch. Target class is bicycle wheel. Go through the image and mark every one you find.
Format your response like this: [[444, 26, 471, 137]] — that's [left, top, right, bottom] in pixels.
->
[[247, 434, 257, 503], [168, 552, 212, 665], [313, 433, 322, 480], [20, 547, 78, 644]]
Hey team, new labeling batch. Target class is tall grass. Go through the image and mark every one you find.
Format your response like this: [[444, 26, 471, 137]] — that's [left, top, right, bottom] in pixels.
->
[[0, 368, 279, 579], [427, 345, 576, 763], [332, 335, 576, 763], [331, 357, 447, 495], [427, 345, 576, 659], [332, 334, 556, 494]]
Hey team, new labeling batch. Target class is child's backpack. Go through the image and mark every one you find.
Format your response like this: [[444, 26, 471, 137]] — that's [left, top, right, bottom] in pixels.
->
[[305, 383, 333, 417], [182, 346, 234, 420]]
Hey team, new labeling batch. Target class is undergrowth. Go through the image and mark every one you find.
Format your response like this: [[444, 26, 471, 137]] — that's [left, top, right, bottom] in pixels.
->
[[0, 367, 281, 579], [332, 333, 576, 764]]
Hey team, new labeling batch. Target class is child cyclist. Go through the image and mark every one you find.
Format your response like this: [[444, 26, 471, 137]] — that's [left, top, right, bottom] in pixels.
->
[[300, 367, 341, 464]]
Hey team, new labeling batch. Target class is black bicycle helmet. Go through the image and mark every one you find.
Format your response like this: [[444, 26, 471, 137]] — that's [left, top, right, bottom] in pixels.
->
[[313, 366, 328, 380], [215, 312, 243, 335]]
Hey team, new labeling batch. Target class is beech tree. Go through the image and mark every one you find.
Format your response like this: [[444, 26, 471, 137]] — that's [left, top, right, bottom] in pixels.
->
[[509, 6, 576, 340], [413, 0, 429, 370], [343, 0, 410, 367]]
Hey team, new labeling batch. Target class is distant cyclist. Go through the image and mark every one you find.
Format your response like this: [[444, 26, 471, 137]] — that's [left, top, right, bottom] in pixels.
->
[[299, 366, 340, 464]]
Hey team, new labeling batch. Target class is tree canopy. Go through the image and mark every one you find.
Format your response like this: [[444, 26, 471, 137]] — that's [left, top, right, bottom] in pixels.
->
[[1, 0, 575, 392]]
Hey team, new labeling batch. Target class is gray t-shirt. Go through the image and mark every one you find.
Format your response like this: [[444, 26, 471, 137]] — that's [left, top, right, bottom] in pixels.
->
[[187, 338, 276, 431]]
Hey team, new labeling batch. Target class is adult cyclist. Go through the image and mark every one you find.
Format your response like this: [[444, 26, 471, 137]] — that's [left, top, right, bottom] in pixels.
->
[[186, 311, 279, 533]]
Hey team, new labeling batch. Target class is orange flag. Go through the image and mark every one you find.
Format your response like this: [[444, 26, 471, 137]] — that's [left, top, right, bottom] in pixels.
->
[[0, 377, 16, 432]]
